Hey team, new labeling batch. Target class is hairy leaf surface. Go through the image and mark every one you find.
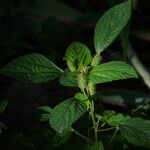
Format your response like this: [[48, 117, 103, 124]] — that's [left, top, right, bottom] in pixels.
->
[[89, 61, 138, 84], [94, 0, 131, 52], [1, 53, 63, 83], [49, 98, 87, 134], [65, 42, 92, 72], [120, 118, 150, 148]]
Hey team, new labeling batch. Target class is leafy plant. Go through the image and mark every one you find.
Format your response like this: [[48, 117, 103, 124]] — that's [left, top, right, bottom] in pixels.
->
[[1, 0, 150, 149]]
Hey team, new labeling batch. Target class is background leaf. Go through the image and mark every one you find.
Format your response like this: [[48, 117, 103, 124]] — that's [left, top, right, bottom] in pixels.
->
[[0, 100, 7, 114], [17, 0, 83, 22], [49, 97, 87, 134], [0, 53, 63, 83], [89, 61, 138, 84], [52, 130, 72, 147], [65, 42, 92, 72], [120, 118, 150, 148], [94, 0, 131, 52]]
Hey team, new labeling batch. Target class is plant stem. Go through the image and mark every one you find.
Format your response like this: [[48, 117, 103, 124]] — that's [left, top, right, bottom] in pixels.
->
[[90, 100, 98, 142], [97, 127, 116, 133], [71, 128, 94, 143], [109, 127, 119, 143]]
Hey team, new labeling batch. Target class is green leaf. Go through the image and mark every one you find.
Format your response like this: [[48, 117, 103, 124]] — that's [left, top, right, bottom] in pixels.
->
[[37, 106, 52, 121], [49, 97, 87, 134], [104, 111, 129, 126], [59, 69, 78, 87], [65, 42, 92, 72], [0, 101, 7, 114], [89, 61, 138, 84], [0, 53, 63, 83], [120, 118, 150, 148], [90, 141, 104, 150], [94, 0, 131, 52], [74, 92, 90, 108], [38, 106, 52, 114]]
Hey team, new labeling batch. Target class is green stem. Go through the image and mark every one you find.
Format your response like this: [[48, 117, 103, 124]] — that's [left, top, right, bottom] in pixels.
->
[[100, 123, 105, 128], [90, 100, 98, 142], [98, 127, 116, 133], [71, 128, 94, 143], [109, 127, 119, 143]]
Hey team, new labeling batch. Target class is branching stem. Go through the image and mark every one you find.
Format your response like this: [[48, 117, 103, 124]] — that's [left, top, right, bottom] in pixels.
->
[[109, 127, 119, 143], [71, 128, 94, 143], [98, 127, 116, 133]]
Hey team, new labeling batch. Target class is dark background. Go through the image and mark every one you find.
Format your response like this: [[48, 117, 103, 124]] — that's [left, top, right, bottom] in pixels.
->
[[0, 0, 149, 149]]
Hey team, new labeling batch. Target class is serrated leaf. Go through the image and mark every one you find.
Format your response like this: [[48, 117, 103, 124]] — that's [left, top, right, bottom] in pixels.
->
[[94, 0, 131, 52], [59, 69, 78, 87], [0, 101, 7, 114], [120, 118, 150, 148], [89, 61, 138, 84], [0, 53, 63, 83], [65, 42, 92, 72], [49, 98, 87, 134], [104, 111, 129, 126], [90, 141, 104, 150]]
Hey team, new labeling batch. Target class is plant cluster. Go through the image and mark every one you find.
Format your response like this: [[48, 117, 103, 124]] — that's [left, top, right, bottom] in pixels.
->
[[0, 0, 150, 149]]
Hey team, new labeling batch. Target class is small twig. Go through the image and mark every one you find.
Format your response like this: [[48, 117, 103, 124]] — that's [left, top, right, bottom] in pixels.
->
[[96, 115, 101, 130], [100, 123, 106, 128], [109, 127, 119, 143], [97, 127, 116, 133], [71, 128, 94, 143]]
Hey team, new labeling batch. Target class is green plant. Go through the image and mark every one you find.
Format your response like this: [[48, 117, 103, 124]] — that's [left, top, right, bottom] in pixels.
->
[[1, 0, 150, 149]]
